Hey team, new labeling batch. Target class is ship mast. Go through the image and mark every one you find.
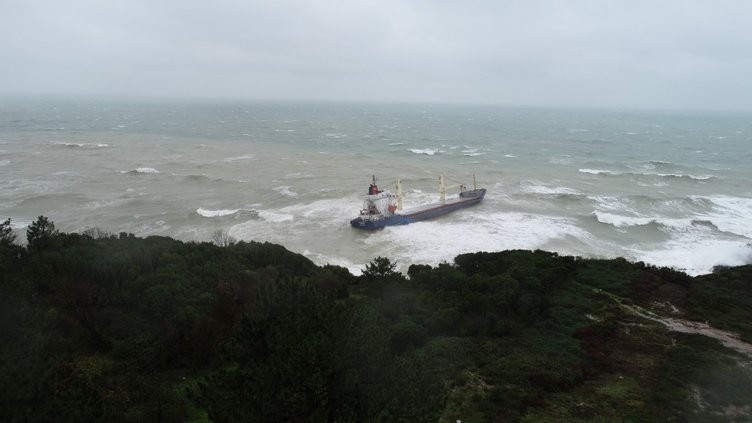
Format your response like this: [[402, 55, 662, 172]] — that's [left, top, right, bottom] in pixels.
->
[[439, 174, 446, 204], [396, 178, 403, 211], [473, 173, 477, 190]]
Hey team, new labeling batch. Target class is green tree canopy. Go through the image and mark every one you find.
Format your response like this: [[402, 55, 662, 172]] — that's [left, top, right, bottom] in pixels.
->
[[26, 215, 59, 251]]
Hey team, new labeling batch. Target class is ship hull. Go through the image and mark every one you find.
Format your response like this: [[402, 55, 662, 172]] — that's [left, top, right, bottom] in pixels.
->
[[350, 188, 486, 230]]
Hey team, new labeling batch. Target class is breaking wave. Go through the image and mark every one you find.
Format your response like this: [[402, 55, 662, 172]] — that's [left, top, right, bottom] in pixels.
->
[[579, 167, 715, 181], [409, 148, 443, 156], [223, 155, 254, 162], [590, 195, 752, 239], [126, 167, 160, 174], [652, 173, 714, 181], [520, 181, 582, 196], [273, 186, 298, 197], [196, 208, 259, 218], [579, 168, 614, 175], [52, 142, 110, 148], [197, 208, 239, 218]]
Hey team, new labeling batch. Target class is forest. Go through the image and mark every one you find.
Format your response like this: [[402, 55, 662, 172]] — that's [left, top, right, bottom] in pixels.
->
[[1, 216, 751, 422]]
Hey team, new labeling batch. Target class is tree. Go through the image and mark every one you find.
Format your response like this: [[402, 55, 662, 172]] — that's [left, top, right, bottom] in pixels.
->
[[362, 256, 398, 280], [26, 216, 59, 251], [0, 218, 16, 246], [81, 227, 113, 240], [211, 229, 236, 247]]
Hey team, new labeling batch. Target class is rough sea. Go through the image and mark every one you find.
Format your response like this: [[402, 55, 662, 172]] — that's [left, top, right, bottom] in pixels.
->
[[1, 98, 751, 275]]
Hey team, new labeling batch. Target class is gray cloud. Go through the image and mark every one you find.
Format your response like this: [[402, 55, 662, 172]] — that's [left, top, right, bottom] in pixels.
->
[[2, 0, 751, 111]]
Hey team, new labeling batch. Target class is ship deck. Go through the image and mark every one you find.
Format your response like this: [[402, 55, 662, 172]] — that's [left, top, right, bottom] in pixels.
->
[[399, 191, 483, 217]]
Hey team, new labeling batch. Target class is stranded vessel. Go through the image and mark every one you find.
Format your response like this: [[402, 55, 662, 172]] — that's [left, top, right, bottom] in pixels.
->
[[350, 175, 486, 230]]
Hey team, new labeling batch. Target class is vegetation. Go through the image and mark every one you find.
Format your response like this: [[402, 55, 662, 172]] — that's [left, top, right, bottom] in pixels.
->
[[1, 216, 750, 422]]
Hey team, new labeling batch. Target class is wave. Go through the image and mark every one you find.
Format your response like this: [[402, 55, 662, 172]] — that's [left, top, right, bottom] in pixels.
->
[[461, 147, 485, 157], [223, 155, 254, 162], [590, 212, 736, 244], [52, 142, 110, 148], [635, 240, 752, 276], [590, 195, 718, 218], [257, 210, 294, 223], [196, 208, 235, 218], [591, 197, 751, 239], [0, 160, 9, 166], [126, 167, 160, 174], [197, 208, 240, 218], [273, 186, 298, 197], [579, 168, 614, 175], [653, 173, 714, 181], [196, 207, 259, 218], [376, 211, 591, 267], [183, 174, 216, 183], [700, 196, 752, 238], [409, 148, 443, 156], [592, 211, 657, 228], [580, 167, 714, 181], [690, 219, 720, 231], [519, 182, 582, 196]]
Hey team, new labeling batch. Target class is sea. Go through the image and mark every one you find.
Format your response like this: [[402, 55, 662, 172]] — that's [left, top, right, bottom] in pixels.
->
[[1, 98, 751, 276]]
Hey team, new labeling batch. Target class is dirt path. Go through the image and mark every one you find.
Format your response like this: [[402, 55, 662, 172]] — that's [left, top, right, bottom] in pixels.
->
[[625, 304, 752, 358], [591, 287, 752, 358]]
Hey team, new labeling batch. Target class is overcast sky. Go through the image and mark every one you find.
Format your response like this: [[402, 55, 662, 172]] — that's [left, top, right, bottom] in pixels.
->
[[2, 1, 752, 111]]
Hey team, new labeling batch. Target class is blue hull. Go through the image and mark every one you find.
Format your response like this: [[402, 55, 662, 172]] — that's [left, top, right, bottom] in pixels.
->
[[351, 188, 486, 230]]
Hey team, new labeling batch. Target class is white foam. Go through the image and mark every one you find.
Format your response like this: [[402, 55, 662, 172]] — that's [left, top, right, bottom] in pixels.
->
[[257, 210, 294, 223], [579, 168, 613, 175], [230, 197, 358, 239], [52, 142, 110, 148], [504, 154, 517, 158], [521, 182, 581, 196], [701, 196, 752, 238], [280, 197, 356, 222], [409, 148, 443, 156], [196, 207, 241, 218], [302, 250, 363, 276], [593, 211, 655, 228], [634, 240, 752, 276], [224, 155, 254, 162], [273, 185, 298, 197], [369, 212, 590, 268], [132, 167, 160, 174], [654, 173, 713, 181], [590, 195, 629, 212], [133, 219, 171, 235], [0, 160, 9, 166]]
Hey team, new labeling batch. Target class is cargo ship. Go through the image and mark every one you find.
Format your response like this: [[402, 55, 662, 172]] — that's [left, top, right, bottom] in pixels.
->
[[350, 175, 486, 230]]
